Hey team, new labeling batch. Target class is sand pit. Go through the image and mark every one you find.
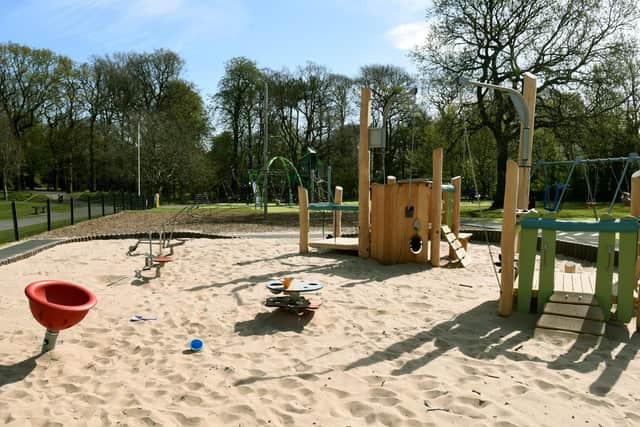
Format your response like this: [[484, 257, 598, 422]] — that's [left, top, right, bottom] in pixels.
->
[[1, 238, 640, 426]]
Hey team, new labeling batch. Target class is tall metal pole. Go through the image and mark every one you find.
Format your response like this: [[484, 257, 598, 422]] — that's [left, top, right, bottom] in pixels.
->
[[263, 83, 269, 218], [137, 121, 141, 196]]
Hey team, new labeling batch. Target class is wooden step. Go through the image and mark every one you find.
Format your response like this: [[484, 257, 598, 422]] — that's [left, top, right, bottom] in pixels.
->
[[549, 292, 598, 306], [536, 313, 605, 336], [543, 302, 605, 321]]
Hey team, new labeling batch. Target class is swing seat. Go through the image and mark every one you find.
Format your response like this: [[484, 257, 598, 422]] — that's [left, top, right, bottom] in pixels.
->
[[543, 183, 568, 211]]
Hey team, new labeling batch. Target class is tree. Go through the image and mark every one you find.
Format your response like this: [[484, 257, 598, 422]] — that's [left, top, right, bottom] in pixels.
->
[[358, 65, 418, 181], [413, 0, 639, 206], [214, 57, 263, 196], [0, 43, 62, 189]]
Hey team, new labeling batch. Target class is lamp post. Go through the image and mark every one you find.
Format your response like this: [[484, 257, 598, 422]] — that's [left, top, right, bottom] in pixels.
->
[[137, 121, 141, 197], [460, 74, 537, 209], [263, 82, 269, 218]]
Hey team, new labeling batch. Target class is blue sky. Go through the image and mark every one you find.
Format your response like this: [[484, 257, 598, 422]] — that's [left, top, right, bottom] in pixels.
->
[[1, 0, 431, 97]]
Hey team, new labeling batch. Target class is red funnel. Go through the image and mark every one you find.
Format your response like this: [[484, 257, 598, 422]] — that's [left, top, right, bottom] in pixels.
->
[[25, 280, 97, 331]]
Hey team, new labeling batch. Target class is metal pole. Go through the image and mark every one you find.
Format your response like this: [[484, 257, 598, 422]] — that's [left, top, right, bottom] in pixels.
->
[[101, 193, 105, 216], [137, 121, 141, 197], [608, 160, 631, 214], [263, 82, 269, 218], [46, 198, 51, 231], [11, 201, 19, 241], [87, 195, 91, 219], [70, 197, 74, 225]]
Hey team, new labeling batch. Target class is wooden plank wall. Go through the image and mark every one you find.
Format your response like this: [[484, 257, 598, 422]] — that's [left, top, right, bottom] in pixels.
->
[[370, 181, 430, 264]]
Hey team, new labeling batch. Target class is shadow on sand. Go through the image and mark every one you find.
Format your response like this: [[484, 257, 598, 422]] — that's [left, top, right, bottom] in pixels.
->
[[0, 353, 43, 388], [234, 309, 315, 336], [344, 300, 640, 395]]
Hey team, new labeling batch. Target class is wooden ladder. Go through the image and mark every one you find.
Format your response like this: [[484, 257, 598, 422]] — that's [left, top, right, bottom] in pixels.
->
[[535, 292, 606, 337], [441, 224, 470, 267]]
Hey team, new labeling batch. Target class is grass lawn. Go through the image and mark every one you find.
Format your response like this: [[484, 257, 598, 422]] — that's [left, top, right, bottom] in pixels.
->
[[460, 200, 634, 221], [0, 200, 70, 221], [158, 200, 634, 223], [0, 218, 72, 244]]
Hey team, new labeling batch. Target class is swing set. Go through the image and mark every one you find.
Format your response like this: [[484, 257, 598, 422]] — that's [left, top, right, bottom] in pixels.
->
[[534, 153, 640, 217]]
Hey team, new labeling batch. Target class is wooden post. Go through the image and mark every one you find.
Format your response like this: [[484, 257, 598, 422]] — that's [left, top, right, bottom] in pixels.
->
[[631, 171, 640, 330], [298, 186, 309, 254], [499, 160, 519, 316], [333, 186, 343, 238], [450, 176, 461, 258], [516, 73, 537, 210], [358, 88, 372, 258], [387, 176, 396, 184], [430, 148, 443, 266]]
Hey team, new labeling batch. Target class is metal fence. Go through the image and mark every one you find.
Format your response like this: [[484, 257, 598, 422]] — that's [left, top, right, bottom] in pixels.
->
[[4, 192, 152, 243]]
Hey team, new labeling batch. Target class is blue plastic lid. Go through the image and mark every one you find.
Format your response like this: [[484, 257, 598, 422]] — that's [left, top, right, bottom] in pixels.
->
[[189, 338, 204, 351]]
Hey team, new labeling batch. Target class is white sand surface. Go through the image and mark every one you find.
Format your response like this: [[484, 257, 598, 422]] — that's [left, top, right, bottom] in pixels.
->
[[1, 238, 640, 426]]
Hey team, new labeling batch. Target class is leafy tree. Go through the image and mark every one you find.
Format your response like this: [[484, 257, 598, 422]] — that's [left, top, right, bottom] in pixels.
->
[[413, 0, 639, 206]]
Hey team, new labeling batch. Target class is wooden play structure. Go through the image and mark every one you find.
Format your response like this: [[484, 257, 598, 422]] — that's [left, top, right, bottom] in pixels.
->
[[500, 162, 640, 336], [298, 88, 471, 267]]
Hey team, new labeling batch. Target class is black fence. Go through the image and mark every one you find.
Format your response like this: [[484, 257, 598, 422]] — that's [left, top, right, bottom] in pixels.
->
[[4, 192, 153, 244]]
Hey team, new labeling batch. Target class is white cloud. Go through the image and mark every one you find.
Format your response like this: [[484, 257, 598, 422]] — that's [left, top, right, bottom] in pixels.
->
[[385, 21, 428, 50]]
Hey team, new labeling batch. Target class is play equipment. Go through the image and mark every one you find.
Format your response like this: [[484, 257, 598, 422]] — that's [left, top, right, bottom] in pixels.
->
[[500, 160, 640, 335], [533, 154, 640, 216], [265, 278, 323, 314], [298, 88, 471, 267], [25, 280, 97, 352], [249, 156, 303, 208]]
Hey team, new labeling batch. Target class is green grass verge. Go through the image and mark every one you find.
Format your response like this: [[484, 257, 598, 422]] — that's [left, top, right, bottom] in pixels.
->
[[460, 200, 634, 221], [0, 218, 72, 245]]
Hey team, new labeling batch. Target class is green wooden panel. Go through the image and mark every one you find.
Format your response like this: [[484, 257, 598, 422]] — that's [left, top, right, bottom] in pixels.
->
[[521, 217, 638, 232], [537, 228, 557, 313], [615, 216, 637, 323], [517, 227, 538, 313], [595, 214, 615, 321]]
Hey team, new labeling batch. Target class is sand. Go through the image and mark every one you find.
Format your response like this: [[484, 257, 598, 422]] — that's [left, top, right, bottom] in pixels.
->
[[1, 237, 640, 426]]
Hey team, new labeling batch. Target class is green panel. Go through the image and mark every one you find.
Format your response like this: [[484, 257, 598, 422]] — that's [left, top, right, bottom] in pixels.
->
[[446, 192, 452, 226], [308, 202, 359, 211], [537, 228, 557, 313], [521, 217, 639, 232], [595, 214, 615, 320], [615, 216, 637, 323], [517, 226, 538, 313]]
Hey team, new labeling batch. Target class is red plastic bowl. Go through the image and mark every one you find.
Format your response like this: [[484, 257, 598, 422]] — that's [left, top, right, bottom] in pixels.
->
[[25, 280, 97, 331]]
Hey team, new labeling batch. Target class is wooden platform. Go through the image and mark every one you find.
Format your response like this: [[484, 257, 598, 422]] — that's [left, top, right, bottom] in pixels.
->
[[536, 313, 606, 336], [514, 269, 618, 296], [309, 237, 359, 251], [535, 292, 607, 337]]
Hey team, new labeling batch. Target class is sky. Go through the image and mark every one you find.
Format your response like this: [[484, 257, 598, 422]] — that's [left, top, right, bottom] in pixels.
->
[[0, 0, 432, 97]]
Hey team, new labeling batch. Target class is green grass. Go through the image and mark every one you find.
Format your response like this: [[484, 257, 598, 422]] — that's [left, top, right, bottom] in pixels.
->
[[0, 218, 72, 245], [0, 200, 70, 221], [460, 200, 634, 222]]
